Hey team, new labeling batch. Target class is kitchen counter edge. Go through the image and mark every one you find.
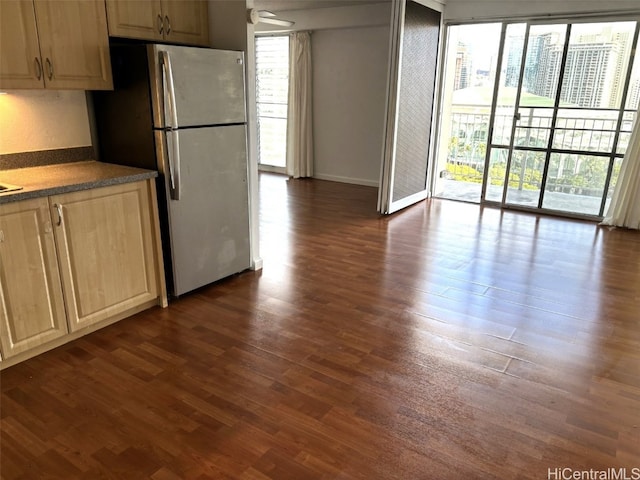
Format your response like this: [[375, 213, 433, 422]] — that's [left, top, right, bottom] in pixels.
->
[[0, 161, 158, 205]]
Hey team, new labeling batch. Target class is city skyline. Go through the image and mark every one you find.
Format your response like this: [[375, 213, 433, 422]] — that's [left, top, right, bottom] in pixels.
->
[[452, 22, 639, 111]]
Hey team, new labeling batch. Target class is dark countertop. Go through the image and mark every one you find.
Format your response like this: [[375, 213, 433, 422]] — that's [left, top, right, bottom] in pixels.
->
[[0, 161, 157, 204]]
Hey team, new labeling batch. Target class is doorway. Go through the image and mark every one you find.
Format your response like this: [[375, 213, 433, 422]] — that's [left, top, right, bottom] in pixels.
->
[[434, 19, 640, 219]]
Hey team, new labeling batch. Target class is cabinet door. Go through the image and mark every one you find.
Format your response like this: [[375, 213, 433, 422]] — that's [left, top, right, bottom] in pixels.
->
[[105, 0, 163, 42], [162, 0, 209, 46], [33, 0, 113, 90], [0, 0, 44, 89], [52, 181, 159, 332], [0, 198, 68, 359]]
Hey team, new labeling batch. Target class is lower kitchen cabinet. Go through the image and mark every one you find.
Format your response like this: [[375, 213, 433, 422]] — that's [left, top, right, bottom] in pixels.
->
[[0, 197, 68, 359], [51, 181, 161, 331], [0, 179, 166, 367]]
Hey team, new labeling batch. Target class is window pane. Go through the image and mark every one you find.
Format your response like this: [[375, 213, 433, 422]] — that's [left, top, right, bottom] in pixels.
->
[[515, 107, 553, 147], [617, 111, 636, 155], [553, 108, 619, 153], [256, 36, 289, 168], [604, 157, 624, 213], [560, 22, 636, 109], [625, 40, 640, 111], [492, 23, 526, 146], [519, 24, 568, 108], [434, 23, 502, 202], [505, 149, 544, 207], [485, 147, 509, 202], [543, 153, 610, 215]]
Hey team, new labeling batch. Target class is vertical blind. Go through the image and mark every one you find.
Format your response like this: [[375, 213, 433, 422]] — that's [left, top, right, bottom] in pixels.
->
[[255, 36, 290, 168]]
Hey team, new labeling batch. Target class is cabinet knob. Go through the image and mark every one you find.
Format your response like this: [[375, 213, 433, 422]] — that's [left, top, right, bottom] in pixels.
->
[[164, 15, 171, 35], [45, 58, 53, 81], [34, 58, 42, 80], [157, 13, 163, 35], [0, 230, 4, 243]]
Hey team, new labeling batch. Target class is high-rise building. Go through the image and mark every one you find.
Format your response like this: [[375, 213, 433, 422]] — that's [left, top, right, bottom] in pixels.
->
[[504, 26, 631, 108], [627, 77, 640, 111], [560, 41, 620, 108], [454, 42, 471, 90], [504, 36, 523, 88]]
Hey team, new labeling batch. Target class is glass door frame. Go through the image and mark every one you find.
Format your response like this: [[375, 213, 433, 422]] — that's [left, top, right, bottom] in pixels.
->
[[478, 17, 640, 220]]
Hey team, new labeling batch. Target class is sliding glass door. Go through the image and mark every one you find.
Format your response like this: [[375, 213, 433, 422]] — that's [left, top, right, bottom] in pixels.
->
[[436, 18, 640, 219]]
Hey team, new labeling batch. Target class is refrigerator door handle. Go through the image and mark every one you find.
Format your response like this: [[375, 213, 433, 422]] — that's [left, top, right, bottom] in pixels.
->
[[160, 50, 181, 200], [160, 50, 179, 129], [166, 129, 181, 201]]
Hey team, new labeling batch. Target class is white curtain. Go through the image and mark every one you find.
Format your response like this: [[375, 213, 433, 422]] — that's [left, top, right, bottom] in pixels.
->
[[286, 31, 313, 178], [602, 105, 640, 229]]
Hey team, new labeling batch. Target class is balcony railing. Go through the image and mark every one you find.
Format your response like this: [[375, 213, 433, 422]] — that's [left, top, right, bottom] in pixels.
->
[[439, 104, 633, 215]]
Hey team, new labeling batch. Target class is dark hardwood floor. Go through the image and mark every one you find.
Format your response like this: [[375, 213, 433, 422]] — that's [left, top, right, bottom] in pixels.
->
[[2, 172, 639, 479]]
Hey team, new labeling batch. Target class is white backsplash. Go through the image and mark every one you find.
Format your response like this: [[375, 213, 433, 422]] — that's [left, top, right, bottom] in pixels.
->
[[0, 90, 92, 155]]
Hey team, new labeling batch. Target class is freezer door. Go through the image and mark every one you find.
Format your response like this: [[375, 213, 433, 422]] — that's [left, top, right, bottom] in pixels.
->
[[149, 44, 246, 128], [158, 124, 251, 296]]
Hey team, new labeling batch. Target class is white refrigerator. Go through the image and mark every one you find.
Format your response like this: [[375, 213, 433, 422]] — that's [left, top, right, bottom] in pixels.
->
[[93, 44, 251, 297]]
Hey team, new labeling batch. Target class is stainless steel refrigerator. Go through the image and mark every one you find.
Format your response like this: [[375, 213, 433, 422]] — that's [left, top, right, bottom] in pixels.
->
[[93, 44, 251, 297]]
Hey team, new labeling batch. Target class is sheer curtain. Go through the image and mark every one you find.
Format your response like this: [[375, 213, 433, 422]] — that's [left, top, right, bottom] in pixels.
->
[[286, 31, 313, 178], [602, 105, 640, 229]]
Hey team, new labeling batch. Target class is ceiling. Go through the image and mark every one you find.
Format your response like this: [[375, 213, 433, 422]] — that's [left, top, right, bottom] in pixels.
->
[[253, 0, 389, 12]]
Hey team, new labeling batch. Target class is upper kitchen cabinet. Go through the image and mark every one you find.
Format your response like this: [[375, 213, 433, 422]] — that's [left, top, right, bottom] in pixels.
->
[[0, 1, 43, 89], [105, 0, 209, 47], [0, 0, 113, 90]]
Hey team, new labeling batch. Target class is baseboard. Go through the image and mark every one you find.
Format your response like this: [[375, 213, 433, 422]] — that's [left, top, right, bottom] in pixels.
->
[[252, 257, 263, 271], [312, 173, 379, 188], [0, 299, 159, 370]]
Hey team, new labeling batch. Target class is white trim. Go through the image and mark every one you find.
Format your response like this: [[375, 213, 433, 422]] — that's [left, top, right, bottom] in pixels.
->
[[313, 173, 379, 187], [387, 190, 429, 213], [251, 257, 263, 271], [412, 0, 445, 13]]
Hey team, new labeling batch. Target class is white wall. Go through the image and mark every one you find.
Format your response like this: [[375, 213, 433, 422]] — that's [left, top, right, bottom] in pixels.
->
[[312, 26, 389, 186], [0, 90, 92, 155], [444, 0, 640, 22]]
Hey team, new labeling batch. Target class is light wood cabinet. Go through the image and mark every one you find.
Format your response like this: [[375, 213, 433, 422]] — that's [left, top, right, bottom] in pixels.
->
[[0, 0, 113, 90], [0, 179, 166, 368], [0, 1, 43, 89], [105, 0, 209, 47], [0, 198, 68, 359], [51, 181, 160, 332]]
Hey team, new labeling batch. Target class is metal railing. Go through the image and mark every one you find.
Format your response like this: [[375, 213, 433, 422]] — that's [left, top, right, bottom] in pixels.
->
[[442, 104, 634, 203]]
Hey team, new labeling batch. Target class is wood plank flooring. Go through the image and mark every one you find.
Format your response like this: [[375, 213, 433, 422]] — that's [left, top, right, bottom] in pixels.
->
[[2, 172, 639, 479]]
